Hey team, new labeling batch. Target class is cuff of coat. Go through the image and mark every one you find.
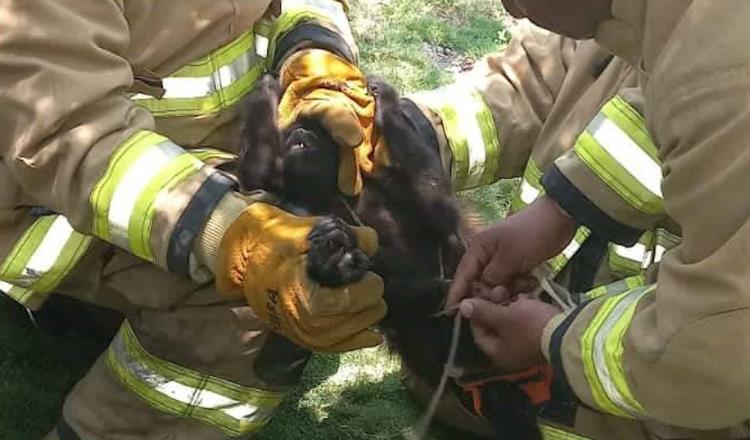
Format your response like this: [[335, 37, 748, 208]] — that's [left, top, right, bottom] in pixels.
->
[[267, 0, 357, 70], [192, 190, 277, 277], [541, 313, 567, 363], [166, 171, 236, 278], [541, 164, 643, 246], [401, 98, 448, 172], [544, 303, 590, 407], [401, 98, 453, 181]]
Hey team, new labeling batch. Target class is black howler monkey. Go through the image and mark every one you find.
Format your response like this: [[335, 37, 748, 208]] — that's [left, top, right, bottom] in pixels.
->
[[237, 74, 543, 440]]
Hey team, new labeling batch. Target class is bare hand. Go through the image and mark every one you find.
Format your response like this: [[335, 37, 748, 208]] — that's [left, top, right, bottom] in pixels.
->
[[460, 295, 561, 371], [447, 195, 577, 309]]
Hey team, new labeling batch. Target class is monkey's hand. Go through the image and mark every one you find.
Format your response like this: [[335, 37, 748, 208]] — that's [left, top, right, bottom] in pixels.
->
[[214, 201, 386, 352]]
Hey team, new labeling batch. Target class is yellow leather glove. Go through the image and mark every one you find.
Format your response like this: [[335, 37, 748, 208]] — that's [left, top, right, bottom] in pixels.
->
[[214, 201, 386, 352], [277, 48, 389, 196]]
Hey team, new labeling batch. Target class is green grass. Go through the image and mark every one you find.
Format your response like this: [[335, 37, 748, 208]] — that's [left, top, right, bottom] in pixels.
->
[[0, 1, 514, 439]]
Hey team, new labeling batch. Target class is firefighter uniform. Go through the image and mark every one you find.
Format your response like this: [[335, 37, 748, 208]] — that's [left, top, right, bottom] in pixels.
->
[[0, 0, 368, 438], [404, 0, 750, 438]]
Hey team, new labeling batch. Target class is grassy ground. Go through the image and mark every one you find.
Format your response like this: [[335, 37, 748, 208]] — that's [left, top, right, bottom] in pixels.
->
[[0, 1, 515, 439]]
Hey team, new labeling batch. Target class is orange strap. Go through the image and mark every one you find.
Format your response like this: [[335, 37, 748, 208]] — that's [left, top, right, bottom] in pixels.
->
[[462, 364, 554, 416]]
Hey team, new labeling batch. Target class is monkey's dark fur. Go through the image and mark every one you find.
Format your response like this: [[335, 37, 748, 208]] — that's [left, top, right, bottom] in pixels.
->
[[237, 74, 542, 440]]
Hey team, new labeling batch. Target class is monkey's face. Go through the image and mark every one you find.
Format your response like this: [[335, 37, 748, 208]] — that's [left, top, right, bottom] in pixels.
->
[[280, 120, 339, 212]]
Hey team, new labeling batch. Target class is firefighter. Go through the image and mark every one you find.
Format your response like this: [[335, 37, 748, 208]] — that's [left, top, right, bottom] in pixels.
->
[[0, 1, 386, 439], [388, 0, 750, 438]]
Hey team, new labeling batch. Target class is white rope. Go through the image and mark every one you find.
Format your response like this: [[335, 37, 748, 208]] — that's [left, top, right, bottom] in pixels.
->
[[405, 312, 462, 440], [530, 267, 574, 311]]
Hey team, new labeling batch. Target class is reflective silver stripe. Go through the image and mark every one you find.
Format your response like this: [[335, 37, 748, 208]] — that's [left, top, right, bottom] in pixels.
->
[[0, 280, 12, 294], [540, 424, 592, 440], [592, 287, 652, 416], [131, 51, 258, 101], [588, 114, 663, 197], [457, 93, 489, 188], [654, 245, 667, 263], [255, 34, 270, 58], [520, 179, 541, 205], [613, 243, 648, 264], [108, 322, 283, 435], [410, 85, 499, 189], [561, 239, 581, 260], [107, 141, 196, 250], [110, 334, 275, 424], [22, 216, 75, 284]]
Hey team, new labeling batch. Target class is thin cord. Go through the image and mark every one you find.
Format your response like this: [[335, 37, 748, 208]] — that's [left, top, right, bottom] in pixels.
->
[[406, 312, 462, 440], [338, 195, 364, 226]]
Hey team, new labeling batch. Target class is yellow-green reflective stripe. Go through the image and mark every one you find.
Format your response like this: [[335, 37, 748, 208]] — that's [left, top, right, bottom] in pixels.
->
[[574, 130, 663, 215], [411, 87, 500, 190], [546, 226, 591, 275], [107, 321, 284, 437], [172, 31, 256, 78], [269, 0, 355, 65], [541, 424, 592, 440], [135, 61, 264, 117], [128, 154, 203, 261], [189, 148, 237, 163], [0, 216, 92, 293], [0, 216, 54, 284], [581, 285, 652, 417], [602, 97, 659, 161], [132, 30, 264, 117], [654, 228, 681, 263], [574, 95, 664, 214], [585, 274, 645, 301], [91, 131, 204, 260], [608, 231, 655, 276], [582, 292, 630, 417], [511, 160, 544, 212], [91, 131, 160, 239], [0, 281, 36, 306], [602, 287, 652, 416]]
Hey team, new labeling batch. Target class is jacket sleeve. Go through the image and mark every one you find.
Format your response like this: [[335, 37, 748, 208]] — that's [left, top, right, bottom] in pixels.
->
[[265, 0, 358, 69], [405, 22, 579, 190], [542, 2, 750, 429], [0, 0, 236, 279], [540, 88, 664, 246]]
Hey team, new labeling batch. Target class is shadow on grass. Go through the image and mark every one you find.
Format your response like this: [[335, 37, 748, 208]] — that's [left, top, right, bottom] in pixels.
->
[[0, 296, 113, 440], [1, 297, 467, 440], [258, 364, 475, 440]]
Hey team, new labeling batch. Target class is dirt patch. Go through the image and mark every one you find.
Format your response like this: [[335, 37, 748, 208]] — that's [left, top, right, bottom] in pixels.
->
[[422, 43, 475, 77]]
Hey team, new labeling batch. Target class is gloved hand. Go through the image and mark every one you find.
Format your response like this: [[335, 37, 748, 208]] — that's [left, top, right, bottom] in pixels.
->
[[206, 196, 386, 352], [447, 195, 577, 309], [460, 295, 561, 372], [277, 48, 385, 196]]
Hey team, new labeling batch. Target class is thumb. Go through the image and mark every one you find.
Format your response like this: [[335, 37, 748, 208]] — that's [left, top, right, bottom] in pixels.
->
[[298, 100, 364, 148], [351, 225, 379, 257], [459, 297, 504, 328]]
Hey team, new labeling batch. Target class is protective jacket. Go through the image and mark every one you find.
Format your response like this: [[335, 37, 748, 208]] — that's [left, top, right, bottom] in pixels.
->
[[0, 0, 356, 309], [407, 1, 750, 438], [1, 1, 360, 439]]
